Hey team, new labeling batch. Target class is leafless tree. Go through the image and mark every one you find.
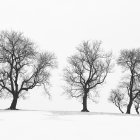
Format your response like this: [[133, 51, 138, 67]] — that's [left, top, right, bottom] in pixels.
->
[[117, 49, 140, 114], [109, 88, 127, 113], [0, 31, 57, 110], [64, 41, 112, 112]]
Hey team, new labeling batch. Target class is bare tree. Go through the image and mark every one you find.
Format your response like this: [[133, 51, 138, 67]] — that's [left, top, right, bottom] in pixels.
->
[[108, 88, 127, 114], [117, 49, 140, 114], [64, 41, 112, 112], [0, 31, 57, 110]]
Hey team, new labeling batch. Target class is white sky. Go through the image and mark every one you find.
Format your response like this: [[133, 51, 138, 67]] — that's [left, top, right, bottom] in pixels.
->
[[0, 0, 140, 113]]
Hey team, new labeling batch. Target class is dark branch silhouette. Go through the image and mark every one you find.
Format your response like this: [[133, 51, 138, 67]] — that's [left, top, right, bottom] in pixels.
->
[[64, 40, 112, 112], [115, 48, 140, 114], [109, 88, 127, 113], [0, 30, 57, 110]]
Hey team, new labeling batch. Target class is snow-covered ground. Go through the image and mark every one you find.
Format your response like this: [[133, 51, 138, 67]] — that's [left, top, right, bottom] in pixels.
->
[[0, 110, 139, 140]]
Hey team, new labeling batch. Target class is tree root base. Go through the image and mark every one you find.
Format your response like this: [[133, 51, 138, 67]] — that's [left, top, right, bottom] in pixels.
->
[[81, 109, 89, 112], [6, 108, 19, 110]]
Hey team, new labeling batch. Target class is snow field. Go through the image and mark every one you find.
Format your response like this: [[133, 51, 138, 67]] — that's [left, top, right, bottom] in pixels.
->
[[0, 111, 139, 140]]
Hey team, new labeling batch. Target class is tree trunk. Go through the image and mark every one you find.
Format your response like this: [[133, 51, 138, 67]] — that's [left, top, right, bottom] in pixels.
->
[[126, 100, 133, 114], [135, 107, 139, 114], [81, 92, 89, 112], [135, 104, 139, 114], [9, 95, 18, 110], [118, 106, 124, 114]]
